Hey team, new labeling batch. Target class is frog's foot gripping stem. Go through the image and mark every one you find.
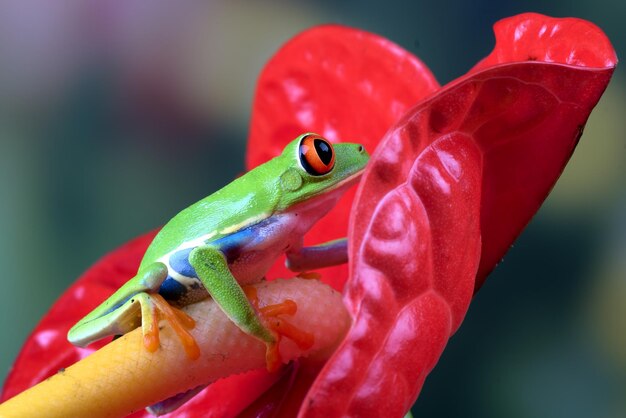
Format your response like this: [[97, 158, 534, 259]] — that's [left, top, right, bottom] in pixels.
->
[[138, 293, 200, 360], [243, 286, 315, 372]]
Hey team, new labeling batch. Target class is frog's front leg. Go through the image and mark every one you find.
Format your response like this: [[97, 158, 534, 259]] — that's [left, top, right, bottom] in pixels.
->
[[285, 238, 348, 272], [189, 245, 313, 371]]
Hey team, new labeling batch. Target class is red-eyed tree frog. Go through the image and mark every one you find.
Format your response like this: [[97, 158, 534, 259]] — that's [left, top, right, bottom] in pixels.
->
[[68, 133, 368, 377]]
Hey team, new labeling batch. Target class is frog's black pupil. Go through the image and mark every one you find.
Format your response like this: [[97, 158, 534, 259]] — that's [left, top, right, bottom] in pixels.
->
[[314, 139, 333, 165]]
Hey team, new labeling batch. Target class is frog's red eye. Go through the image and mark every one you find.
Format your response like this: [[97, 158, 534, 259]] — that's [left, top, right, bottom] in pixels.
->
[[299, 134, 335, 176]]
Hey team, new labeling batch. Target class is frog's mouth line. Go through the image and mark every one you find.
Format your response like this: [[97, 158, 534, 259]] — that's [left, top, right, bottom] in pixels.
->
[[323, 166, 367, 193], [299, 166, 367, 207]]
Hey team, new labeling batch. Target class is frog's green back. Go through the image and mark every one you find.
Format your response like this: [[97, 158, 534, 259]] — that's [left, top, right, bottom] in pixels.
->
[[139, 159, 282, 268]]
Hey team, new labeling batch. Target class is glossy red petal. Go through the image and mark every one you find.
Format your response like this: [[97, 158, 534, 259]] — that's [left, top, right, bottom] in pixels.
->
[[471, 12, 617, 72], [247, 24, 439, 290], [299, 134, 482, 417], [469, 12, 617, 287], [300, 13, 616, 417], [349, 13, 616, 293]]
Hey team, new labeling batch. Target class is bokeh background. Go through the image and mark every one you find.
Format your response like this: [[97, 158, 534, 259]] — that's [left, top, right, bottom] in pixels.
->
[[0, 1, 624, 416]]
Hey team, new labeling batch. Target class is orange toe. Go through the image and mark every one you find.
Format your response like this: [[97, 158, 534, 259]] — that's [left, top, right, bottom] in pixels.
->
[[151, 294, 200, 360], [260, 299, 297, 317], [267, 317, 314, 351], [143, 309, 160, 353], [265, 340, 282, 373]]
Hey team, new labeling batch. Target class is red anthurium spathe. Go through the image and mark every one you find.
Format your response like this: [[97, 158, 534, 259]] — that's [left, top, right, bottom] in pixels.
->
[[300, 135, 482, 417], [1, 12, 616, 418]]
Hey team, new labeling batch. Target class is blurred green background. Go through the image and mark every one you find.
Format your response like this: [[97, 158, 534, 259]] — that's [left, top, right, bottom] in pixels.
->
[[0, 1, 624, 416]]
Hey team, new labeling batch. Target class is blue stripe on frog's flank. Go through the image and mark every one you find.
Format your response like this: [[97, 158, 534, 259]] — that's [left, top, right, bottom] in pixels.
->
[[170, 247, 197, 278], [159, 215, 284, 303], [159, 276, 187, 301], [211, 215, 281, 262], [212, 225, 255, 263]]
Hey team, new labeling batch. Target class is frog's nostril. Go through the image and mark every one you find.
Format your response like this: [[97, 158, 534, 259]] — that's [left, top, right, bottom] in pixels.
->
[[357, 145, 364, 153]]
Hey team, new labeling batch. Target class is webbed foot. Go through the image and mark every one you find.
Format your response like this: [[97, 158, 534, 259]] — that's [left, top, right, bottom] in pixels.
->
[[137, 293, 200, 359], [243, 286, 315, 372]]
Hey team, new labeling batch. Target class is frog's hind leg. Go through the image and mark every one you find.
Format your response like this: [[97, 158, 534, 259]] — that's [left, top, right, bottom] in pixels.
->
[[69, 262, 198, 358], [68, 262, 169, 347]]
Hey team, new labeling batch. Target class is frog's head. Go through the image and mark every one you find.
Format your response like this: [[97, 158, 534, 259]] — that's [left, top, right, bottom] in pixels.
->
[[275, 133, 369, 211]]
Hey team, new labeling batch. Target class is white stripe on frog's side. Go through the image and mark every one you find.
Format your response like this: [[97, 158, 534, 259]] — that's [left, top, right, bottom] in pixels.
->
[[156, 212, 271, 288], [165, 268, 197, 287]]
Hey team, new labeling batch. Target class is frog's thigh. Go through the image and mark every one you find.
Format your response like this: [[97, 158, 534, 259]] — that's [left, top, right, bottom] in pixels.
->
[[68, 262, 168, 346], [286, 238, 348, 271], [188, 245, 274, 343]]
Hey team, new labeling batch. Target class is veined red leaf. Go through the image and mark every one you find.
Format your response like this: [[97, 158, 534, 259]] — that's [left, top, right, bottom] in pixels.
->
[[300, 13, 616, 417], [300, 135, 482, 417], [247, 25, 439, 290]]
